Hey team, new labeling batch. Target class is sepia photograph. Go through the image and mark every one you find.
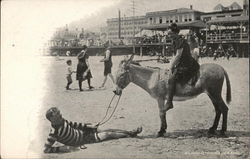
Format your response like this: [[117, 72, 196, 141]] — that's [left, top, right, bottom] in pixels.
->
[[1, 0, 249, 158]]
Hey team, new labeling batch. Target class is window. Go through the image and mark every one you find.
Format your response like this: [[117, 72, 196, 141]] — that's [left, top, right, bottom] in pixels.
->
[[184, 19, 187, 22], [175, 20, 178, 22], [149, 17, 153, 24], [170, 20, 173, 23], [217, 15, 225, 18], [196, 17, 200, 20], [159, 17, 162, 24], [232, 14, 241, 17], [189, 18, 192, 21]]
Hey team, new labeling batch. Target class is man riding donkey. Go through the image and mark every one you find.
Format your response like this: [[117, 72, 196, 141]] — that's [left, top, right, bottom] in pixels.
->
[[165, 23, 200, 111]]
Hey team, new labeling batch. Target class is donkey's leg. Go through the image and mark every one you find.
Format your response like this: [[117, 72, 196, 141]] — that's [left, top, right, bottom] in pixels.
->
[[208, 95, 222, 135], [208, 94, 228, 137], [209, 109, 221, 134], [217, 99, 229, 137], [157, 98, 167, 137]]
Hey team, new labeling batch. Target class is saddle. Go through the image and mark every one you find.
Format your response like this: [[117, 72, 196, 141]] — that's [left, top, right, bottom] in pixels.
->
[[160, 67, 200, 86]]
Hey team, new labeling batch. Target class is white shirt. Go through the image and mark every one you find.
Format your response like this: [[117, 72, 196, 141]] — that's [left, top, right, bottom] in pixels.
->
[[66, 66, 73, 75]]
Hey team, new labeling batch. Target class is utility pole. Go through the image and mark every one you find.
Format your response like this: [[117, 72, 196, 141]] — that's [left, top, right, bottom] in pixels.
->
[[132, 0, 135, 53], [118, 9, 121, 39]]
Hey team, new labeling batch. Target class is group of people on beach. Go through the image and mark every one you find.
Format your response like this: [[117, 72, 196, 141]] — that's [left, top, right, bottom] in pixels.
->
[[44, 23, 201, 153], [65, 45, 115, 91], [44, 44, 143, 154]]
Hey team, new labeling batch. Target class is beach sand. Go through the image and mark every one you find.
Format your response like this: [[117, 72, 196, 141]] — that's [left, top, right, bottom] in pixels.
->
[[27, 56, 249, 159]]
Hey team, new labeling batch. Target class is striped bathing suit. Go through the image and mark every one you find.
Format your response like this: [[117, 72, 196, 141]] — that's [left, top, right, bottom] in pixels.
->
[[44, 120, 100, 153]]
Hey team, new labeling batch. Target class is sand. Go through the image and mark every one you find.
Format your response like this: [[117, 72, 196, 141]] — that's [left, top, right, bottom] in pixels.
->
[[28, 56, 249, 159]]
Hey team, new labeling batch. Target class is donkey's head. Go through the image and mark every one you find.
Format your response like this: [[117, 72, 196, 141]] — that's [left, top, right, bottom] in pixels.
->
[[113, 54, 134, 95]]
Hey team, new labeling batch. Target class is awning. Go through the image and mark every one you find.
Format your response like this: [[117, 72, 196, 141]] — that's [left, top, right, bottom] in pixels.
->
[[207, 16, 249, 25], [141, 20, 206, 31], [179, 29, 191, 36], [135, 30, 154, 37], [135, 30, 165, 37]]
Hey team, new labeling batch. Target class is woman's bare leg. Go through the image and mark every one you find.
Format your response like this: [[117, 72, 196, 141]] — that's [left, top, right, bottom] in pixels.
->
[[100, 76, 108, 87], [97, 127, 142, 141], [108, 73, 115, 84]]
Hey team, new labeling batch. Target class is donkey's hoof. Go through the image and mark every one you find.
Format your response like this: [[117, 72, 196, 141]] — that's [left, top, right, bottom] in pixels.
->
[[208, 128, 216, 134], [219, 131, 228, 138], [207, 129, 216, 138], [157, 131, 166, 137]]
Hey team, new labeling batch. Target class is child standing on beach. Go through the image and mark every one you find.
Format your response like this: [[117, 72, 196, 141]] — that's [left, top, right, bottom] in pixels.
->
[[66, 60, 75, 90]]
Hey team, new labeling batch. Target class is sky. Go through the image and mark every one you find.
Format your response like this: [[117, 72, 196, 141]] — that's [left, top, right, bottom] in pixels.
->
[[1, 0, 243, 55]]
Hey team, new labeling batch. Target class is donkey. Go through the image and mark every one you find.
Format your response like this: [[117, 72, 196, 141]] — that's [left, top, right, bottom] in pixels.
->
[[113, 54, 231, 137]]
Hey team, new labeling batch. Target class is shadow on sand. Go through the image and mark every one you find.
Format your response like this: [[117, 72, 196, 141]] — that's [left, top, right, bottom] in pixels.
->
[[139, 129, 250, 139], [65, 88, 107, 92]]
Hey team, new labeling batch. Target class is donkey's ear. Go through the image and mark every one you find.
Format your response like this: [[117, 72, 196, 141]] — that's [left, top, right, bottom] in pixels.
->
[[124, 55, 129, 61], [128, 54, 134, 62]]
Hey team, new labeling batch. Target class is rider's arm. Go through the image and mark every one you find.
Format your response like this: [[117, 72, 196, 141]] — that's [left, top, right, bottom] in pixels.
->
[[170, 48, 183, 71]]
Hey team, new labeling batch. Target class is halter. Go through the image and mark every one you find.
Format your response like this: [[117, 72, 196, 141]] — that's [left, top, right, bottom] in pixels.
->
[[117, 68, 131, 89]]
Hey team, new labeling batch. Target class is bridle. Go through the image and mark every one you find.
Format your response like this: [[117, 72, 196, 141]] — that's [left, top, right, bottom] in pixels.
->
[[117, 66, 131, 89]]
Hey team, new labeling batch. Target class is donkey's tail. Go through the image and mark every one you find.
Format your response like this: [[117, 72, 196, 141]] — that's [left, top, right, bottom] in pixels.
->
[[224, 69, 231, 104]]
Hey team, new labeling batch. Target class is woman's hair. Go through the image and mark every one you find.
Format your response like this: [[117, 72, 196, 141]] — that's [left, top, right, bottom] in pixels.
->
[[66, 60, 72, 65], [82, 45, 88, 50], [169, 23, 180, 34]]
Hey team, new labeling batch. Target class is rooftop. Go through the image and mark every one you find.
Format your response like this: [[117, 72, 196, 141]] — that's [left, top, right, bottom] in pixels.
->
[[146, 8, 203, 16], [107, 15, 146, 22]]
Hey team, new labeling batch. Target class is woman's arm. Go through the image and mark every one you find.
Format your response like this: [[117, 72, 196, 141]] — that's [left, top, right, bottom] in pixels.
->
[[100, 50, 110, 62], [77, 52, 85, 59], [83, 58, 90, 76], [169, 48, 183, 72]]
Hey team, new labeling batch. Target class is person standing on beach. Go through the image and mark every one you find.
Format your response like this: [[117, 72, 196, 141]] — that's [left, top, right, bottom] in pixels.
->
[[76, 45, 94, 91], [99, 46, 115, 88], [65, 60, 76, 90]]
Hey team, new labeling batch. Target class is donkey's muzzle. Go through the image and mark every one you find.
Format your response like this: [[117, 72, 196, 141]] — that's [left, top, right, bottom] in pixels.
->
[[113, 88, 122, 96]]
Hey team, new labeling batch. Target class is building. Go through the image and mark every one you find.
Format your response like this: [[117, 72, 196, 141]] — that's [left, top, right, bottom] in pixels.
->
[[140, 6, 205, 32], [146, 7, 202, 25], [201, 2, 244, 22], [242, 0, 249, 16], [107, 16, 147, 44], [213, 2, 242, 11], [201, 9, 243, 22], [202, 1, 249, 57]]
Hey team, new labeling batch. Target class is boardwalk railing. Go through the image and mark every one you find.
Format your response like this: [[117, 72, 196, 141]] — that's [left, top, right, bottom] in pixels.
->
[[206, 33, 249, 43]]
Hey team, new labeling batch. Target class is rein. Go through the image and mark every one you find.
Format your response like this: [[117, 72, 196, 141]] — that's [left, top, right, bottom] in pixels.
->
[[96, 94, 122, 127]]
